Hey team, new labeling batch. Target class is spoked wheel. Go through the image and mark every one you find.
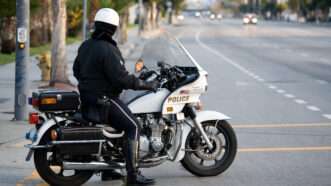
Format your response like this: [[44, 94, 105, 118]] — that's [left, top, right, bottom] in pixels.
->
[[34, 149, 93, 186], [33, 128, 93, 186], [181, 120, 237, 177]]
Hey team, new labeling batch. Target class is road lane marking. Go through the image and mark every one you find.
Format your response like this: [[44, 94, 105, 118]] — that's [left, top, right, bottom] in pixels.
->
[[300, 53, 309, 57], [316, 80, 328, 84], [306, 105, 321, 111], [319, 58, 330, 64], [257, 78, 265, 82], [268, 85, 277, 89], [194, 30, 328, 119], [16, 170, 45, 186], [294, 99, 307, 104], [322, 114, 331, 120], [276, 89, 285, 94], [239, 146, 331, 153], [232, 123, 331, 128], [284, 94, 295, 98]]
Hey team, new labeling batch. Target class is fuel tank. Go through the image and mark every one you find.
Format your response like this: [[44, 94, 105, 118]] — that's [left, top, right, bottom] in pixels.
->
[[128, 88, 170, 114]]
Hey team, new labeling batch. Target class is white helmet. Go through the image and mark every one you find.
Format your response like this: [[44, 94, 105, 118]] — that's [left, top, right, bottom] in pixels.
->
[[94, 8, 119, 27]]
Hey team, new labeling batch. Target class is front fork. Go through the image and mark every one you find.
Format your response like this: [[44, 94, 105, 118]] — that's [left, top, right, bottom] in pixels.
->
[[185, 104, 214, 150]]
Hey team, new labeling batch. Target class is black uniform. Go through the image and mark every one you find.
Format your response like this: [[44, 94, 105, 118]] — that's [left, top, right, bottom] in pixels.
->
[[73, 34, 142, 140], [73, 21, 155, 185]]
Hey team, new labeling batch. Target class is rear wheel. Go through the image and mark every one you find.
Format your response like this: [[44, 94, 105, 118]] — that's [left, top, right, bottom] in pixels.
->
[[181, 120, 237, 177], [33, 128, 93, 186]]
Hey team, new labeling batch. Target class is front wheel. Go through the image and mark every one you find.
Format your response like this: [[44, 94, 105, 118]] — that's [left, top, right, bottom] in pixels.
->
[[181, 120, 237, 177]]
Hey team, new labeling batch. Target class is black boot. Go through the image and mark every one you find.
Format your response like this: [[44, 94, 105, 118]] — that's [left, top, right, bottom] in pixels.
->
[[125, 140, 155, 186], [101, 169, 124, 181]]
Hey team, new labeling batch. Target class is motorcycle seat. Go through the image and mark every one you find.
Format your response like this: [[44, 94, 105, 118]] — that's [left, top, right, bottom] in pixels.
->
[[70, 112, 91, 126], [102, 126, 124, 138]]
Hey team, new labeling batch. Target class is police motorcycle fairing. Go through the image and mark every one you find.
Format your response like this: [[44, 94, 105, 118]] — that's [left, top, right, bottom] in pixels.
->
[[25, 42, 237, 186]]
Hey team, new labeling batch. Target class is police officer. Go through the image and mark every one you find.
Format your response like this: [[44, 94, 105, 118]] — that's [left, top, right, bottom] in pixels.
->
[[73, 8, 156, 185]]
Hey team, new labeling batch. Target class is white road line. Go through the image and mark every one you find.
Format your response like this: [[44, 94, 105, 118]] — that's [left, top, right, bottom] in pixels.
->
[[268, 85, 277, 89], [323, 114, 331, 120], [306, 106, 321, 112], [300, 53, 309, 57], [276, 89, 285, 94], [316, 80, 328, 84], [257, 78, 265, 82], [294, 99, 307, 104], [285, 94, 295, 98], [195, 31, 255, 78], [319, 58, 329, 63]]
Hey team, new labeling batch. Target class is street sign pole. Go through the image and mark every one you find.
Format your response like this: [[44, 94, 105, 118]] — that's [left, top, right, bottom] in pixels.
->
[[82, 0, 87, 41], [14, 0, 30, 120]]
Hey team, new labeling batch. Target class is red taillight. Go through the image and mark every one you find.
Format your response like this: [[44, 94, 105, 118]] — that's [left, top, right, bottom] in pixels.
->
[[31, 98, 39, 107], [29, 112, 39, 125]]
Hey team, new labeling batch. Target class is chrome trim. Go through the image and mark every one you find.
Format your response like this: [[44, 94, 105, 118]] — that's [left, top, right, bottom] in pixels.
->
[[192, 118, 213, 150], [63, 161, 125, 170], [24, 144, 52, 149], [51, 140, 106, 144]]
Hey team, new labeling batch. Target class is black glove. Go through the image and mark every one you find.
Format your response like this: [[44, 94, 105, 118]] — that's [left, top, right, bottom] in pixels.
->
[[136, 79, 159, 92]]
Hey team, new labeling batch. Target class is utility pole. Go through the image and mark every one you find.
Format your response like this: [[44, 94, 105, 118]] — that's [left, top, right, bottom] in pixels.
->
[[14, 0, 30, 120], [138, 0, 144, 35], [82, 0, 87, 40], [167, 0, 173, 24]]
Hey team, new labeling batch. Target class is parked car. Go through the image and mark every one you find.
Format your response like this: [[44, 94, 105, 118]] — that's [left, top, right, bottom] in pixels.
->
[[243, 13, 258, 24]]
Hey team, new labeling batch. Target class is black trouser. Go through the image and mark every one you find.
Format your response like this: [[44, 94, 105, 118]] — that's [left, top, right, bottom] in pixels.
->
[[105, 97, 140, 141], [105, 97, 140, 176], [81, 93, 140, 175]]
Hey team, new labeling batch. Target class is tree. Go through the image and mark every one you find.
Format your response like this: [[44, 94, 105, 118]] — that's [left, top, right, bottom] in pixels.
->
[[110, 0, 134, 44], [0, 1, 16, 54], [50, 0, 69, 86]]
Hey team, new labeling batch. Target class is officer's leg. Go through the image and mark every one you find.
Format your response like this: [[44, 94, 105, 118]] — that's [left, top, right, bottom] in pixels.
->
[[107, 97, 154, 185]]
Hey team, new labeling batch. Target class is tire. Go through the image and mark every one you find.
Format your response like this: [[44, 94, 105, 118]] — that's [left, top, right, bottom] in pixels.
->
[[181, 120, 237, 177], [33, 128, 93, 186]]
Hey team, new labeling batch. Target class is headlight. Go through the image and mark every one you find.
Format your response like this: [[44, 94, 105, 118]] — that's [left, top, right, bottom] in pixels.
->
[[252, 18, 258, 23], [243, 18, 249, 23]]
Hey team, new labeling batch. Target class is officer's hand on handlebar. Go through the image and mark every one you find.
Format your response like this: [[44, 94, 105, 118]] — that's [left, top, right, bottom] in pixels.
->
[[136, 80, 159, 92]]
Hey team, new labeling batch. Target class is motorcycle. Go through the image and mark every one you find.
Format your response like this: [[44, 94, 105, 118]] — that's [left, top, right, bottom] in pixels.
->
[[25, 40, 237, 185]]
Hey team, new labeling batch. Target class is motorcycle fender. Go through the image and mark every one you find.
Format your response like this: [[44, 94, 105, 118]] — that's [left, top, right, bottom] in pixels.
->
[[32, 117, 66, 146], [195, 110, 231, 123]]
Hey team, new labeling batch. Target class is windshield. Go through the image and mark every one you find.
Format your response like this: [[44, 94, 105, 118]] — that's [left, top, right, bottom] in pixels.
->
[[139, 33, 196, 70]]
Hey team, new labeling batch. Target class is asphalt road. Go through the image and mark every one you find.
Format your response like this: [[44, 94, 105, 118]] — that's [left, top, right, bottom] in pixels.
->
[[1, 18, 331, 186]]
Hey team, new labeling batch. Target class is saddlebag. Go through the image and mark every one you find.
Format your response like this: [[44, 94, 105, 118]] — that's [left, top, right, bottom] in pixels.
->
[[56, 127, 105, 155], [31, 90, 80, 112]]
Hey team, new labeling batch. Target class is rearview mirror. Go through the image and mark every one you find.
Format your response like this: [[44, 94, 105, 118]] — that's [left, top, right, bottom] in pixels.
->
[[135, 59, 144, 73]]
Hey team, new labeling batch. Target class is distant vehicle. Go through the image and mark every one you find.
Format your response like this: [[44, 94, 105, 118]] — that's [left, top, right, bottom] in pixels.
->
[[195, 12, 201, 17], [217, 14, 223, 20], [243, 13, 258, 24], [210, 14, 215, 20], [177, 14, 184, 21]]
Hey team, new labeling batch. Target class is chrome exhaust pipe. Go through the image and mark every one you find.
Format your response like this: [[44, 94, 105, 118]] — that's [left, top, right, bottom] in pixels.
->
[[63, 161, 125, 170]]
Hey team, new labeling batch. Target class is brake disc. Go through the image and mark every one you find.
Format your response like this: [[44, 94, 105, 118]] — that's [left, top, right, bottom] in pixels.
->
[[195, 135, 223, 161]]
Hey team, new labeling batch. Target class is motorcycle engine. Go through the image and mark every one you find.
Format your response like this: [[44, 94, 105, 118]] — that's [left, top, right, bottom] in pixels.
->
[[137, 114, 173, 158]]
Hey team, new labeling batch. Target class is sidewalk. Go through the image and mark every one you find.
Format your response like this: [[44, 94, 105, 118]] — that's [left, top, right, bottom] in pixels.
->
[[0, 26, 162, 144]]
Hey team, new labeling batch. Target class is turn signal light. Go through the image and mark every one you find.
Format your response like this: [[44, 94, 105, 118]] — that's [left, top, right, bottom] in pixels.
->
[[29, 112, 39, 125], [41, 98, 57, 105], [195, 101, 203, 111], [50, 129, 58, 141]]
